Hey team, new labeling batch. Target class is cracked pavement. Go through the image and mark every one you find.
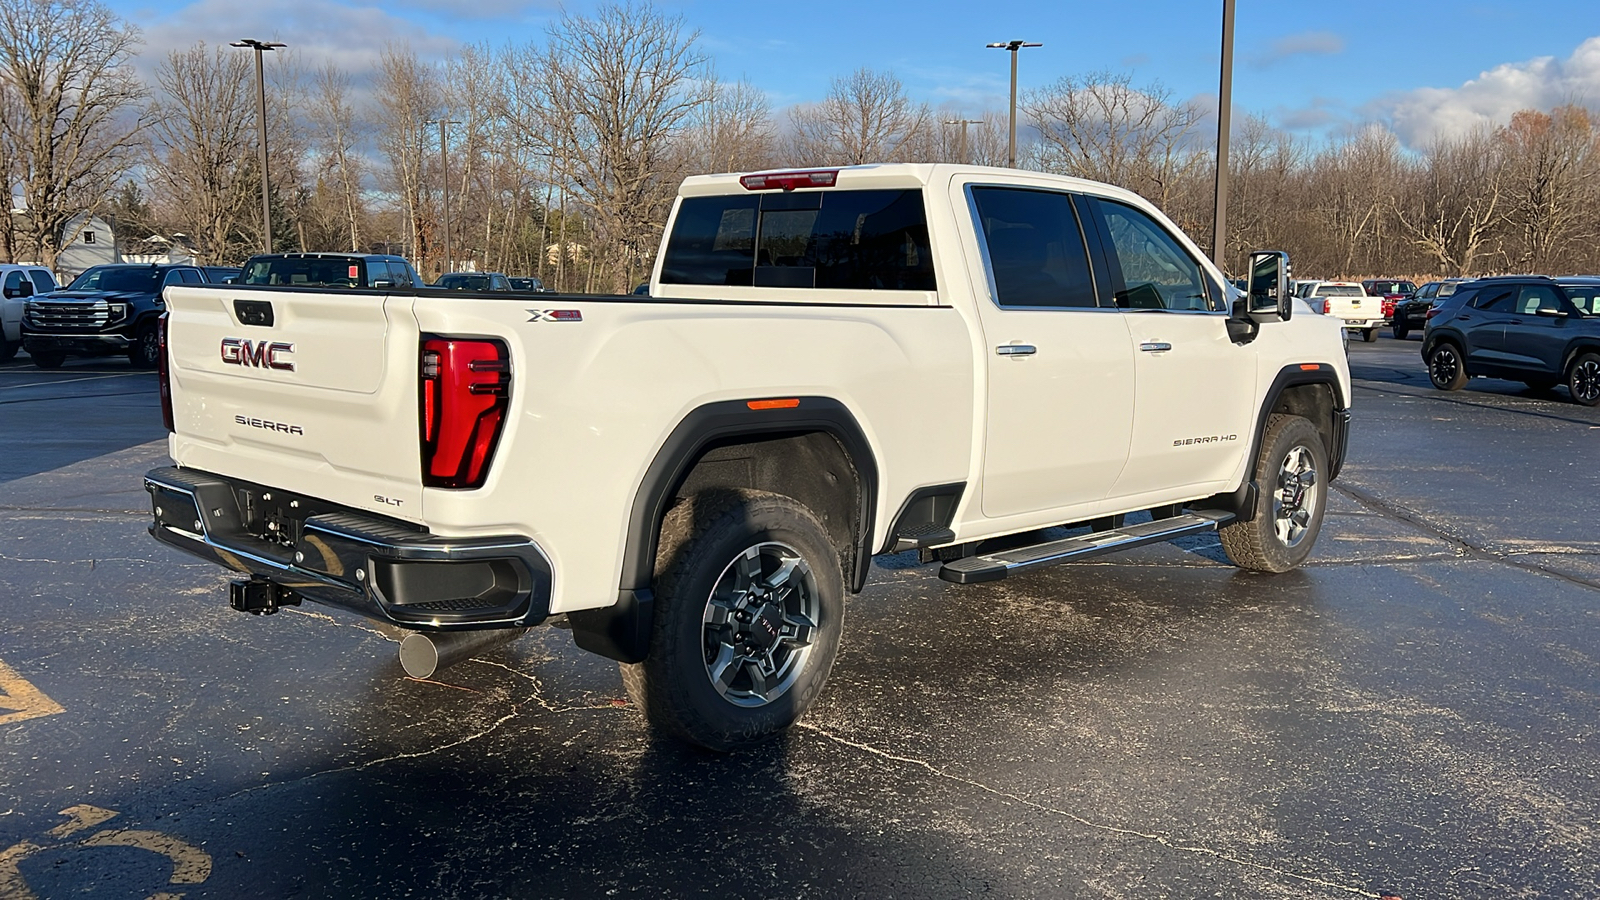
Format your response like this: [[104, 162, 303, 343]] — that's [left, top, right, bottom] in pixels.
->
[[2, 342, 1598, 898]]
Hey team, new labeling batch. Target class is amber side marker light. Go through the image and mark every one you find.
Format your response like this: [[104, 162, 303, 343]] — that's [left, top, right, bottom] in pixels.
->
[[1299, 364, 1322, 371], [747, 398, 801, 410]]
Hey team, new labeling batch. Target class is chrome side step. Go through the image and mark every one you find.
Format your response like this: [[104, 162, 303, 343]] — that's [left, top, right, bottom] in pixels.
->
[[938, 510, 1235, 584]]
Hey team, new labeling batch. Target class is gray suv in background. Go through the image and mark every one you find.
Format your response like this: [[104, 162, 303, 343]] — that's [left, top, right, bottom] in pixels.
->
[[1422, 275, 1600, 405]]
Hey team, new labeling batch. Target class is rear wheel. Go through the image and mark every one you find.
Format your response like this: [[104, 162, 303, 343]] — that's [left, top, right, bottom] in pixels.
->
[[1219, 414, 1329, 574], [1567, 352, 1600, 407], [1362, 327, 1378, 343], [621, 489, 844, 751], [30, 350, 65, 369], [129, 321, 160, 369], [1427, 342, 1467, 391], [1392, 324, 1409, 341]]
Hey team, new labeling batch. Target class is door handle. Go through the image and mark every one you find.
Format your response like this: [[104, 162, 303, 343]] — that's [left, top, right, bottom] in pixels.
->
[[995, 344, 1036, 357], [1139, 342, 1172, 352]]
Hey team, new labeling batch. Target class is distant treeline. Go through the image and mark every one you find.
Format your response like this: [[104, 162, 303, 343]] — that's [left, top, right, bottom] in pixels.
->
[[3, 0, 1597, 289]]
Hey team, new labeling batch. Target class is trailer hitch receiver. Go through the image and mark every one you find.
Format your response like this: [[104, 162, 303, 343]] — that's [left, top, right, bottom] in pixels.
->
[[229, 577, 302, 615]]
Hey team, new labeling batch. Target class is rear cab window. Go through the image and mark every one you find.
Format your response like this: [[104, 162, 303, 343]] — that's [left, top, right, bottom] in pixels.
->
[[659, 188, 936, 295]]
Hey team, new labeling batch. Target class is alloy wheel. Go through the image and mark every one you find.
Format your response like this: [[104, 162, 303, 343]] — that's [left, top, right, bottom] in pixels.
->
[[700, 542, 820, 707]]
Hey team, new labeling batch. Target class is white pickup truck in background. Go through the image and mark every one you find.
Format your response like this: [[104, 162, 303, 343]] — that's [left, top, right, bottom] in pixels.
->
[[1301, 280, 1386, 342], [145, 164, 1350, 750]]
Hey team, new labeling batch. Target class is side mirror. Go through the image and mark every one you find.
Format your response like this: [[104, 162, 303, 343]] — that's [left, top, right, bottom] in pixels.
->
[[19, 281, 34, 298], [1247, 250, 1291, 323]]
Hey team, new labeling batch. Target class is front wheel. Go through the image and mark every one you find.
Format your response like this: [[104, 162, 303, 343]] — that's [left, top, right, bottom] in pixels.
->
[[129, 321, 160, 369], [621, 489, 844, 751], [30, 350, 66, 369], [1568, 352, 1600, 407], [1427, 342, 1468, 391], [0, 337, 17, 363], [1219, 414, 1329, 574]]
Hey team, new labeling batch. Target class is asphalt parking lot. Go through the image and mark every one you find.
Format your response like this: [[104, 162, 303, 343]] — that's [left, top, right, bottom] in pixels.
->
[[3, 337, 1598, 899]]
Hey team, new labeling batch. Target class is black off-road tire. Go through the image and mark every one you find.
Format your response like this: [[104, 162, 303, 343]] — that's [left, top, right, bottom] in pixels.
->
[[30, 350, 66, 369], [1567, 352, 1600, 407], [621, 489, 845, 752], [1392, 324, 1409, 341], [0, 337, 17, 363], [1426, 342, 1468, 391], [1219, 414, 1329, 574], [129, 321, 160, 369]]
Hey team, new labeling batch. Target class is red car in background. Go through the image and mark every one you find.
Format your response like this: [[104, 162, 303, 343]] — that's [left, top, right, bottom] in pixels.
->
[[1362, 279, 1418, 322]]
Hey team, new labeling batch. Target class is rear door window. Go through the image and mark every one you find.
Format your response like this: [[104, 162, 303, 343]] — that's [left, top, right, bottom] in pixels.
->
[[1472, 287, 1516, 312], [970, 187, 1098, 308], [661, 189, 936, 291]]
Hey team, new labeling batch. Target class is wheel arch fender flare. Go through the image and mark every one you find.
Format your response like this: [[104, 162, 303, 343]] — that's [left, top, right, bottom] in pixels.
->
[[1200, 364, 1348, 522], [570, 396, 879, 664]]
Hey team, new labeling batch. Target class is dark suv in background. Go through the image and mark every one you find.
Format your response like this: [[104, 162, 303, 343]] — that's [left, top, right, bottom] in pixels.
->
[[22, 263, 212, 369], [239, 253, 420, 289], [1392, 278, 1467, 340], [1422, 275, 1600, 405]]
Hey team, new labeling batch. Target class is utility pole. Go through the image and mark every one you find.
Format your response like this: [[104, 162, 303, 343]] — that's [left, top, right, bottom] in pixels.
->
[[1212, 0, 1236, 269], [231, 39, 286, 253], [944, 118, 983, 164], [428, 118, 461, 274], [986, 40, 1041, 168]]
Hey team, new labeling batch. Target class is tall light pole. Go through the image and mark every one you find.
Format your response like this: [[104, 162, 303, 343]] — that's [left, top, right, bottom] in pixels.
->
[[986, 40, 1041, 169], [427, 118, 461, 274], [1212, 0, 1236, 269], [231, 39, 286, 254], [944, 118, 983, 164]]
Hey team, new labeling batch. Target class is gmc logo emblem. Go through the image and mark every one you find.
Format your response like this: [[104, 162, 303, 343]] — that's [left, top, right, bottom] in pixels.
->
[[221, 338, 295, 371]]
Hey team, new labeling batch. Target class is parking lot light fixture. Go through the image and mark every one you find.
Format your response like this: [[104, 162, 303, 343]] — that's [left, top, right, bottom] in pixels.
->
[[230, 39, 287, 254], [986, 40, 1042, 168]]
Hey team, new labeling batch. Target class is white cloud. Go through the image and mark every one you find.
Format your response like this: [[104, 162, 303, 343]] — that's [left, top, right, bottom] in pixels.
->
[[134, 0, 461, 88], [1372, 35, 1600, 147], [1250, 31, 1344, 68]]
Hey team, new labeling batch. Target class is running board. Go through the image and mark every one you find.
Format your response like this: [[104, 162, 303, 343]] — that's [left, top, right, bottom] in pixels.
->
[[938, 510, 1235, 584]]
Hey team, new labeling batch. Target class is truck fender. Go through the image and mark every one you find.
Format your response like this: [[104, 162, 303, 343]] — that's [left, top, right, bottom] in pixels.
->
[[570, 396, 878, 663]]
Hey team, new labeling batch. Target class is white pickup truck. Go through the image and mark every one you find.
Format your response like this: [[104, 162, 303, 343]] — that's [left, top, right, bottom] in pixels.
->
[[145, 164, 1350, 749], [1301, 280, 1386, 342]]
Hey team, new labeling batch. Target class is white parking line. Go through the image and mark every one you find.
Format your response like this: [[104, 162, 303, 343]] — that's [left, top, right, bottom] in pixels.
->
[[0, 373, 147, 391]]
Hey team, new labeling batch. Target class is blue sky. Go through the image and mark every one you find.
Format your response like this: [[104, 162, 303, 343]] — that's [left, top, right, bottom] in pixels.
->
[[114, 0, 1600, 149]]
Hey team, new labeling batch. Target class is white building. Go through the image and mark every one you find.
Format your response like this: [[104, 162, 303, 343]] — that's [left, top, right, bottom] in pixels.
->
[[54, 214, 118, 279]]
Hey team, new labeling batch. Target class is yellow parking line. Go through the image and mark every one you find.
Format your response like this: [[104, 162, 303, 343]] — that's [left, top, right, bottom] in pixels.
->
[[0, 660, 64, 726]]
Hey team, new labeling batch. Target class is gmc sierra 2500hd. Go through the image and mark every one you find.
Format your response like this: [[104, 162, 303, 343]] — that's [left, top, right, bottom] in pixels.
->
[[145, 164, 1350, 750]]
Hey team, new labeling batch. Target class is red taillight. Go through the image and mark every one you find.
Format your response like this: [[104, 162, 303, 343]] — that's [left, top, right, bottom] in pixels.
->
[[1381, 298, 1396, 318], [739, 169, 839, 191], [419, 337, 511, 489], [1425, 305, 1442, 320], [157, 312, 174, 432]]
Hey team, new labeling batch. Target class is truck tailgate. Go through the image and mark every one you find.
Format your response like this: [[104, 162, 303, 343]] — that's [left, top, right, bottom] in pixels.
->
[[163, 286, 426, 521], [1325, 295, 1378, 322]]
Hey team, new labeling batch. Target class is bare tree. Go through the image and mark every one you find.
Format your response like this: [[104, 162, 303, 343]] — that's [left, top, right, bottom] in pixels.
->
[[680, 76, 776, 174], [144, 42, 255, 264], [375, 43, 439, 274], [304, 61, 366, 252], [1393, 126, 1506, 276], [1025, 71, 1206, 209], [788, 68, 931, 166], [0, 0, 146, 269], [501, 1, 709, 292], [1500, 105, 1598, 272]]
